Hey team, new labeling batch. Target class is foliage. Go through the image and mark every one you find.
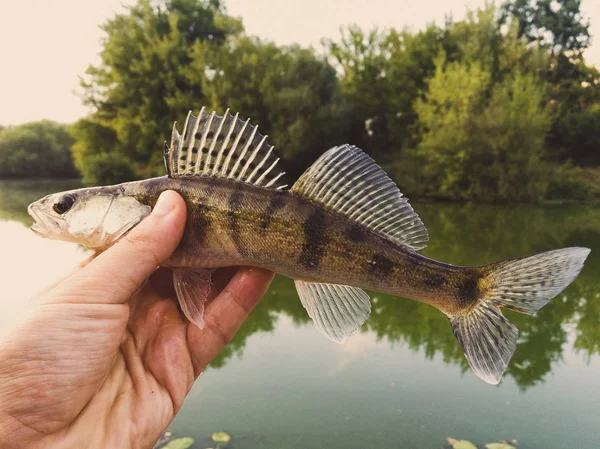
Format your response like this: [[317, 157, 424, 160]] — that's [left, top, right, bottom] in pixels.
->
[[78, 0, 238, 178], [197, 36, 348, 178], [159, 437, 194, 449], [0, 121, 78, 179], [551, 81, 600, 166], [16, 0, 596, 202], [324, 24, 453, 161], [500, 0, 590, 54], [70, 118, 133, 185], [446, 439, 518, 449], [414, 57, 491, 199], [414, 57, 551, 201], [78, 152, 137, 186], [447, 439, 478, 449], [500, 0, 599, 169]]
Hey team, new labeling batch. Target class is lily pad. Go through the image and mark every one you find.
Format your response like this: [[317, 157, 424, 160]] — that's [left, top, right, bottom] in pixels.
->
[[485, 444, 516, 449], [212, 432, 232, 444], [447, 439, 478, 449], [160, 437, 194, 449]]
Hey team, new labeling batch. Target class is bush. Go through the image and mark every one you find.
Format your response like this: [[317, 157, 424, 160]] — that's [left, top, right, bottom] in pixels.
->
[[546, 164, 600, 200], [0, 121, 78, 178], [80, 153, 137, 185]]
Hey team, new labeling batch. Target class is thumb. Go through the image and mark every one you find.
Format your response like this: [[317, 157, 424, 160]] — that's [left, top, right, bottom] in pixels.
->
[[52, 190, 187, 304]]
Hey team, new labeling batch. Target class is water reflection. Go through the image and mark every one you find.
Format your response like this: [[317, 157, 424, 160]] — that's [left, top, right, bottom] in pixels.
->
[[1, 180, 598, 391]]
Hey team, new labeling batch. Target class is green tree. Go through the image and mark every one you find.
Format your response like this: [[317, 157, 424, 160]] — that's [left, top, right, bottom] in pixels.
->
[[325, 24, 457, 162], [501, 0, 598, 168], [0, 121, 78, 178], [382, 25, 456, 154], [196, 36, 347, 177], [546, 58, 600, 165], [414, 56, 491, 199], [79, 0, 239, 181], [325, 26, 388, 157], [501, 0, 591, 54], [72, 0, 600, 202], [415, 53, 551, 202]]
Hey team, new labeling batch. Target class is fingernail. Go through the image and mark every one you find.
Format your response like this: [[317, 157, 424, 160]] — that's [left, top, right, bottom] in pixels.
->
[[153, 191, 174, 217]]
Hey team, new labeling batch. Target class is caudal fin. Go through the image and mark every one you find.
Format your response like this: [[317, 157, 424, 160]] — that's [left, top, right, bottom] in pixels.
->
[[450, 247, 590, 385]]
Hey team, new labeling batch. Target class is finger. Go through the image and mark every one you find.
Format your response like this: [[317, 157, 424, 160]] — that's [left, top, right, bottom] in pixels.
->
[[188, 267, 274, 373], [127, 267, 175, 323], [34, 252, 95, 298], [51, 190, 187, 305]]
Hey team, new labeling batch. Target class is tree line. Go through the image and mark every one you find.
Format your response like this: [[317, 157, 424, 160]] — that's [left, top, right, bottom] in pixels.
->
[[1, 0, 599, 202]]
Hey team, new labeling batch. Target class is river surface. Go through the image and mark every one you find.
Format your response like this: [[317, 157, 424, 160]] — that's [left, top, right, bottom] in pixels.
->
[[1, 180, 599, 449]]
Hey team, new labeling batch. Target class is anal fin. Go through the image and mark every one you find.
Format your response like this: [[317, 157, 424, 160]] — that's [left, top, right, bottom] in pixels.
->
[[173, 268, 212, 329], [294, 280, 371, 343]]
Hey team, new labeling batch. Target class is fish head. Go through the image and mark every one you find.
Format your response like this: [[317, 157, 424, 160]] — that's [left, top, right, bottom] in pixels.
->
[[27, 186, 151, 250]]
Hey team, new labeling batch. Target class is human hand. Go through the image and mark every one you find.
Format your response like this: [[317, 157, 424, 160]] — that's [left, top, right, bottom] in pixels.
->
[[0, 191, 274, 449]]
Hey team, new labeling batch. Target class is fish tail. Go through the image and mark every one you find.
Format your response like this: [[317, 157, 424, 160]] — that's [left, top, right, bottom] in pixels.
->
[[449, 247, 590, 385]]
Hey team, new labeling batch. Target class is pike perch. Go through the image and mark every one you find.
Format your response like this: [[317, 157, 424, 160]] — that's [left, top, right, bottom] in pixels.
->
[[28, 108, 590, 384]]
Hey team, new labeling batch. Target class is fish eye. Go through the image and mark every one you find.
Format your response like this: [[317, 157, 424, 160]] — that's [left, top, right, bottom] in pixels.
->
[[53, 194, 76, 215]]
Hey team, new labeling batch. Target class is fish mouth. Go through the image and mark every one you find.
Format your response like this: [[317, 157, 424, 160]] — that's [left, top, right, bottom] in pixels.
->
[[27, 203, 61, 236], [27, 203, 44, 234]]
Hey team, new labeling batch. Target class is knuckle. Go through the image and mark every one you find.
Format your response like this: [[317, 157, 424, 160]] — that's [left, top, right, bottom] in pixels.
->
[[203, 313, 231, 346]]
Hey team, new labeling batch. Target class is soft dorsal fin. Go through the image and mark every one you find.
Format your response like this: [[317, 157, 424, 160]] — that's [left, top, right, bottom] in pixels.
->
[[164, 108, 287, 189], [291, 145, 428, 251]]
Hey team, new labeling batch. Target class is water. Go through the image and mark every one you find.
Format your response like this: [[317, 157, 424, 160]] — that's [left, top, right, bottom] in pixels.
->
[[1, 180, 599, 449]]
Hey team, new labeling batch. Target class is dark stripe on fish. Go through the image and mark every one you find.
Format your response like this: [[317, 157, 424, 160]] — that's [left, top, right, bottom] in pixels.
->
[[368, 254, 394, 278], [260, 194, 286, 231], [299, 209, 327, 270], [346, 223, 367, 243], [190, 203, 211, 247], [424, 275, 445, 289], [189, 182, 216, 248], [457, 276, 479, 307], [227, 186, 248, 257]]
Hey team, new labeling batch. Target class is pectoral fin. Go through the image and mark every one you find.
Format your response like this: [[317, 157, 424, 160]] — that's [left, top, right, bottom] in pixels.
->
[[294, 280, 371, 343], [173, 268, 213, 328]]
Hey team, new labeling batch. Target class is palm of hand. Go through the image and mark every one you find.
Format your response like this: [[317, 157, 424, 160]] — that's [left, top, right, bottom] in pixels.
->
[[0, 264, 272, 449]]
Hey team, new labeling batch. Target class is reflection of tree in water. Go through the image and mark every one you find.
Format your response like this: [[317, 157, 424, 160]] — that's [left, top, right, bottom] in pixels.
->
[[209, 277, 310, 368], [210, 203, 600, 390], [574, 293, 600, 358]]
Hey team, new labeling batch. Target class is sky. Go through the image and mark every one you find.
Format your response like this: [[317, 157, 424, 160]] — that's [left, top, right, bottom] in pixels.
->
[[0, 0, 598, 126]]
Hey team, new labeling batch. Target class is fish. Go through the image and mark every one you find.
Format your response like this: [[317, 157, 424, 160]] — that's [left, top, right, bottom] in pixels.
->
[[27, 107, 590, 385]]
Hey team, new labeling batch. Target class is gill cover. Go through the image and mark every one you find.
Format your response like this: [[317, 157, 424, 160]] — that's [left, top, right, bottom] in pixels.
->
[[28, 189, 151, 250]]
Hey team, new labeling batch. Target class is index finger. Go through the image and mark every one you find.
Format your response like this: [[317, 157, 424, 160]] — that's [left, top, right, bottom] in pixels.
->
[[187, 267, 274, 374]]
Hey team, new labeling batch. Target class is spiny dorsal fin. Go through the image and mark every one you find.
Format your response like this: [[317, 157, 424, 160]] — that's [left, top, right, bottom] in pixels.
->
[[165, 108, 287, 189], [291, 145, 428, 251]]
